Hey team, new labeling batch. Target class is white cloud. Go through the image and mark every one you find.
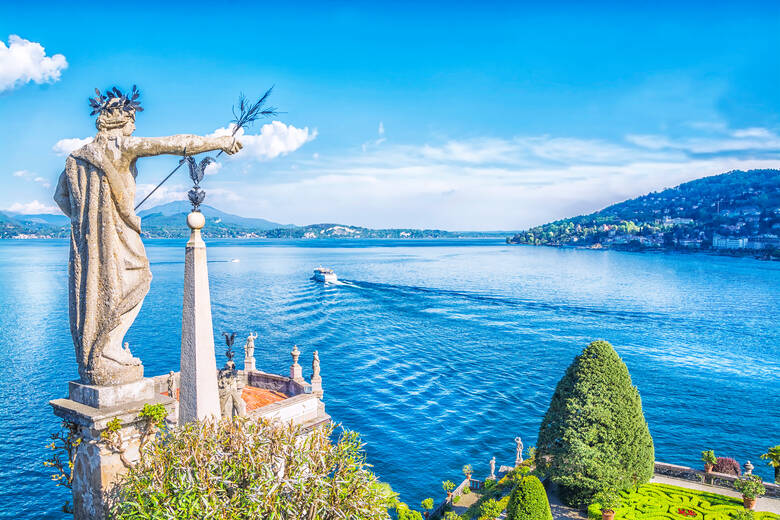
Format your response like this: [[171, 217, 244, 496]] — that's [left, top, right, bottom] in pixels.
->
[[52, 137, 93, 156], [232, 124, 780, 230], [0, 35, 68, 92], [33, 177, 51, 189], [204, 162, 222, 176], [627, 127, 780, 154], [10, 170, 51, 188], [378, 122, 385, 136], [210, 121, 316, 161], [6, 200, 59, 214]]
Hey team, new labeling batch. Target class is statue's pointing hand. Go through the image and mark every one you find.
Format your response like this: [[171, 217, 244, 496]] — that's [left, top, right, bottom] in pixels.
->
[[221, 136, 243, 155]]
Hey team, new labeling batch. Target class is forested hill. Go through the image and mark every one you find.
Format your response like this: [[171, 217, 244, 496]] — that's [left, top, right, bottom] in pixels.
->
[[508, 169, 780, 257]]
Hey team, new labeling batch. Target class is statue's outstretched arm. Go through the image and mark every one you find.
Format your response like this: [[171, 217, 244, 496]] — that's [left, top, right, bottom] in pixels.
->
[[123, 135, 239, 159]]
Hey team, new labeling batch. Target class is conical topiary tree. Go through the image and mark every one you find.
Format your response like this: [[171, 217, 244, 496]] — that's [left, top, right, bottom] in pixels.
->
[[536, 340, 654, 507], [506, 474, 553, 520]]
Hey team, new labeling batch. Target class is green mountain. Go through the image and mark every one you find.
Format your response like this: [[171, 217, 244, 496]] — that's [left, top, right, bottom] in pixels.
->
[[508, 169, 780, 258], [0, 202, 495, 239]]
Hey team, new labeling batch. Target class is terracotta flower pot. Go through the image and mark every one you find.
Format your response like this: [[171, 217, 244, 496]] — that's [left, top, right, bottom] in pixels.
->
[[704, 463, 713, 474], [743, 497, 756, 510], [447, 491, 453, 502], [602, 510, 616, 520]]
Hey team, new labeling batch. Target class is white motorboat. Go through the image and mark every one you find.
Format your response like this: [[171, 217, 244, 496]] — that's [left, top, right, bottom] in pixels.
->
[[313, 267, 338, 283]]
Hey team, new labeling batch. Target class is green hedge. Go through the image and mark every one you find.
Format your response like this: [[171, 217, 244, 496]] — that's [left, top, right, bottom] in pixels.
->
[[506, 475, 553, 520], [587, 483, 780, 520]]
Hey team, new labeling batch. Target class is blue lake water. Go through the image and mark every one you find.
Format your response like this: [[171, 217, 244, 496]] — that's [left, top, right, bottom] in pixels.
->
[[1, 238, 779, 518]]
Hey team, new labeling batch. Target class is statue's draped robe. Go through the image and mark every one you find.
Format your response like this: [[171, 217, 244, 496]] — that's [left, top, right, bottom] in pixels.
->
[[54, 140, 151, 384]]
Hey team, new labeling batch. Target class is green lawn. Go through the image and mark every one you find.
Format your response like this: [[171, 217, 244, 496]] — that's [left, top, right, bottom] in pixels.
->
[[588, 483, 780, 520]]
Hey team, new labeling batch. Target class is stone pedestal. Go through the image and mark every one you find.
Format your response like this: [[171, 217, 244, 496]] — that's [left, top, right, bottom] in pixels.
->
[[244, 357, 256, 372], [179, 211, 221, 423], [50, 380, 175, 520]]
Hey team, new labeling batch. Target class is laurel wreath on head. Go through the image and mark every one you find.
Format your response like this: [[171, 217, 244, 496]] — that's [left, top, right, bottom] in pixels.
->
[[88, 85, 143, 116]]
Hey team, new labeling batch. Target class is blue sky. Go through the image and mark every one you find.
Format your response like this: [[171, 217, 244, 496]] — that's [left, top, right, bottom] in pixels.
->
[[1, 1, 779, 230]]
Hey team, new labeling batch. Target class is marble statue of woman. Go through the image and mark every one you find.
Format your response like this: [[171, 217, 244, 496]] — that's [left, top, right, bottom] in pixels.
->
[[54, 87, 242, 386]]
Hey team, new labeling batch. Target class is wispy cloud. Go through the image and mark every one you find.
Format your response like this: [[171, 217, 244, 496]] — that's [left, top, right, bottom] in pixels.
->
[[230, 125, 780, 230], [0, 35, 67, 93], [6, 200, 59, 215], [627, 126, 780, 154], [10, 169, 51, 189], [52, 137, 93, 156]]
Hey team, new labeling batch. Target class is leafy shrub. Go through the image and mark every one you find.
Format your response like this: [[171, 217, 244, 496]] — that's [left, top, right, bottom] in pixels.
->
[[397, 503, 424, 520], [463, 485, 471, 495], [484, 479, 497, 491], [421, 498, 434, 511], [702, 450, 717, 465], [463, 464, 473, 477], [734, 475, 766, 499], [479, 498, 503, 520], [506, 475, 553, 520], [713, 457, 741, 476], [536, 340, 654, 507], [453, 495, 461, 504], [443, 480, 456, 492], [111, 418, 394, 519], [592, 489, 622, 512], [732, 510, 756, 520]]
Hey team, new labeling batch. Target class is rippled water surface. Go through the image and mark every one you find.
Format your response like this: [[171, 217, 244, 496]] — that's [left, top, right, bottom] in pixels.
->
[[1, 239, 779, 518]]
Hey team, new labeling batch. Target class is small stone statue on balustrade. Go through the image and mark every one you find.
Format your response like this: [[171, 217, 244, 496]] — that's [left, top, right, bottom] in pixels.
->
[[515, 436, 524, 467], [244, 332, 257, 371], [489, 456, 496, 480]]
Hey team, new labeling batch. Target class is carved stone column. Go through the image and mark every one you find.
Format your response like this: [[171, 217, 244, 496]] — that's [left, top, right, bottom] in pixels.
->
[[50, 381, 175, 520], [179, 211, 221, 423]]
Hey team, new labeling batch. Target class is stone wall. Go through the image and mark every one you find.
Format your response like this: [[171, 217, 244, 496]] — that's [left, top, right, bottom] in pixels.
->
[[654, 462, 780, 499], [245, 370, 312, 396]]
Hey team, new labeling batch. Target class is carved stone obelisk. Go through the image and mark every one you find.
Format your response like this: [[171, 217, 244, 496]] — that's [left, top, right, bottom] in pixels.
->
[[179, 211, 221, 423]]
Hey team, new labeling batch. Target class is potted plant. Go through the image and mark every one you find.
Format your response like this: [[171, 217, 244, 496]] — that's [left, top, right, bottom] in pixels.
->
[[760, 445, 780, 484], [421, 498, 434, 519], [702, 450, 717, 473], [734, 474, 766, 510], [463, 464, 473, 484], [593, 489, 622, 520], [479, 498, 502, 520], [442, 480, 455, 502]]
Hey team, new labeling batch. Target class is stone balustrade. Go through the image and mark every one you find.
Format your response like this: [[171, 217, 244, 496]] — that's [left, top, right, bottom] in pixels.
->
[[654, 461, 780, 499]]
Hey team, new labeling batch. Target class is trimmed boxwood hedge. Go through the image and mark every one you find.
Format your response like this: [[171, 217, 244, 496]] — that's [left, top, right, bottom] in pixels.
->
[[587, 483, 780, 520], [506, 475, 553, 520]]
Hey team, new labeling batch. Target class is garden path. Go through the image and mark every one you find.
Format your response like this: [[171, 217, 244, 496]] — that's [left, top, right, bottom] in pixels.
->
[[546, 486, 588, 520], [650, 475, 780, 515]]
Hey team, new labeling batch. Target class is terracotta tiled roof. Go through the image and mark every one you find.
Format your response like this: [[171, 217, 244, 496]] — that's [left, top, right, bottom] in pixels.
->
[[241, 386, 288, 411], [162, 386, 287, 412]]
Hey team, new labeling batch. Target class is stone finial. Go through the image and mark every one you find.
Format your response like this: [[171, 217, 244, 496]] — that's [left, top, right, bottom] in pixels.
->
[[514, 436, 524, 467], [179, 211, 221, 424], [311, 350, 323, 399], [744, 460, 754, 475], [290, 345, 303, 381]]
